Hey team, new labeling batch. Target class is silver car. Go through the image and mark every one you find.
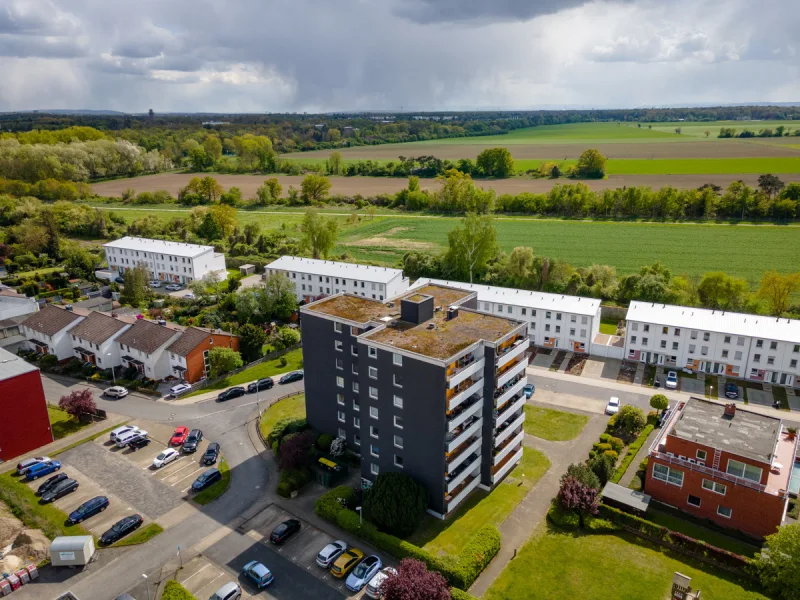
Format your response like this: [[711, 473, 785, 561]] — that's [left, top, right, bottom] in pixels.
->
[[209, 582, 241, 600], [346, 555, 382, 593], [316, 540, 347, 568]]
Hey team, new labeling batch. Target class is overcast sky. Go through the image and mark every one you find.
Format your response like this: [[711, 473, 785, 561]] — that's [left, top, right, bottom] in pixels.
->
[[0, 0, 797, 113]]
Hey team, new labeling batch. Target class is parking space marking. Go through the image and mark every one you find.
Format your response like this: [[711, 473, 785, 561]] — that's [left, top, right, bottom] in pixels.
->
[[179, 563, 211, 585]]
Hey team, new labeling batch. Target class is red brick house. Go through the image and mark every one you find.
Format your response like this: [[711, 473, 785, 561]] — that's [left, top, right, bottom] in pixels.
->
[[166, 327, 239, 383], [646, 397, 797, 539]]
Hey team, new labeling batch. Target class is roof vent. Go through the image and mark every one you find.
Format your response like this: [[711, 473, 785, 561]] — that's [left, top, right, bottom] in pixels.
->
[[724, 403, 736, 418], [158, 319, 167, 326], [447, 306, 459, 320], [427, 323, 436, 330], [65, 305, 73, 312]]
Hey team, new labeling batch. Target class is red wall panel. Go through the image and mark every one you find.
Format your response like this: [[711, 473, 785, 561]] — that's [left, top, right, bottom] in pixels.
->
[[0, 370, 53, 461]]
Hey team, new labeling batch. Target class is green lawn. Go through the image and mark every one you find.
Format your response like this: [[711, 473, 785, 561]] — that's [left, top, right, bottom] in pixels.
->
[[258, 394, 306, 440], [408, 448, 549, 556], [523, 406, 589, 441], [484, 527, 769, 600], [193, 458, 231, 506], [109, 523, 164, 547], [645, 507, 760, 557], [184, 348, 303, 397], [6, 266, 64, 280], [515, 156, 800, 175], [599, 318, 619, 335], [48, 406, 91, 439]]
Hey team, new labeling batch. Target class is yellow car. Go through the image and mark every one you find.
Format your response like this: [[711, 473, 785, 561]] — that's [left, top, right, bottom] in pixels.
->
[[330, 548, 364, 579]]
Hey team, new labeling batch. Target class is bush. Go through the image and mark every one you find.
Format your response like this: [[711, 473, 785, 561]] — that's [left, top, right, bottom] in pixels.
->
[[450, 588, 481, 600], [598, 433, 611, 443], [609, 424, 655, 484], [557, 476, 599, 516], [588, 453, 616, 485], [616, 405, 647, 435], [363, 472, 429, 537], [315, 485, 356, 521], [278, 430, 315, 471], [562, 463, 601, 490], [277, 467, 311, 497], [583, 515, 619, 532], [58, 388, 96, 417], [608, 437, 624, 453], [39, 354, 58, 368], [603, 450, 619, 460], [162, 580, 198, 600], [267, 417, 308, 447], [594, 442, 612, 453], [547, 500, 580, 529], [316, 433, 334, 453]]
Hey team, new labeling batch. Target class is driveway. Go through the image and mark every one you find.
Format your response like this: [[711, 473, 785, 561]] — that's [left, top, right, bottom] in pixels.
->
[[678, 377, 705, 395]]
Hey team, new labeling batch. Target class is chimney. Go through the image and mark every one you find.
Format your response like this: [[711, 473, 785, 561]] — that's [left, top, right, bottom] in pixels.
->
[[724, 403, 736, 418]]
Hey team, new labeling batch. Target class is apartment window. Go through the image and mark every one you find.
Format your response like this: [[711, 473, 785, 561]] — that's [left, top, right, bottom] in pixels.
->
[[672, 342, 679, 350], [393, 374, 403, 388], [717, 505, 732, 519], [521, 308, 527, 316], [337, 393, 345, 405], [660, 340, 666, 349], [369, 406, 379, 419], [370, 426, 379, 438], [570, 328, 576, 336], [370, 463, 379, 476], [546, 311, 551, 319], [507, 306, 512, 314], [724, 335, 731, 344], [754, 354, 761, 363], [727, 459, 762, 483], [582, 316, 588, 325], [674, 328, 681, 336], [652, 464, 683, 487], [687, 495, 701, 508], [335, 340, 343, 351], [370, 444, 379, 458], [721, 350, 728, 359], [696, 450, 707, 461], [545, 324, 551, 332], [338, 428, 346, 439], [369, 366, 378, 379], [690, 330, 697, 339], [734, 351, 743, 360], [393, 353, 402, 366], [556, 313, 562, 321], [767, 356, 775, 365], [393, 434, 403, 449], [631, 323, 639, 331], [369, 387, 378, 400], [756, 340, 763, 348], [662, 327, 668, 334], [394, 415, 403, 429], [737, 337, 745, 346], [368, 347, 378, 359], [393, 395, 403, 409], [354, 433, 361, 446], [643, 324, 650, 332], [702, 479, 727, 495], [336, 358, 343, 370], [794, 344, 800, 353], [628, 349, 636, 358], [751, 368, 759, 377], [353, 399, 360, 412], [770, 341, 778, 350], [394, 455, 403, 468], [336, 376, 344, 388], [581, 329, 587, 337], [571, 315, 577, 323], [791, 359, 798, 368], [353, 416, 360, 428], [631, 336, 637, 344], [555, 326, 561, 334], [351, 345, 358, 356], [701, 346, 708, 356], [352, 364, 358, 375], [337, 410, 346, 423], [353, 381, 360, 393], [642, 338, 648, 346]]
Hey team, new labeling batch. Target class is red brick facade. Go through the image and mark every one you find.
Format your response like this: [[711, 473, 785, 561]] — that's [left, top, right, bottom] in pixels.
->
[[184, 333, 239, 383], [0, 369, 53, 461]]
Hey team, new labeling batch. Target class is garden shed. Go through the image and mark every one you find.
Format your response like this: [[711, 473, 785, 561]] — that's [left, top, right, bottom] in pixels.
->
[[239, 264, 255, 276], [49, 536, 95, 567], [601, 482, 651, 516]]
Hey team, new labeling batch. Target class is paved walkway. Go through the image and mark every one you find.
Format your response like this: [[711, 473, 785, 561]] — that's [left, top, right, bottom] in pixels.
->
[[617, 427, 660, 488], [469, 410, 607, 597]]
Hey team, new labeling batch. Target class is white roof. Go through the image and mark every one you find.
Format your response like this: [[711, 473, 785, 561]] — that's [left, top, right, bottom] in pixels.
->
[[626, 301, 800, 344], [0, 346, 38, 381], [104, 237, 213, 258], [412, 278, 601, 317], [267, 256, 404, 284]]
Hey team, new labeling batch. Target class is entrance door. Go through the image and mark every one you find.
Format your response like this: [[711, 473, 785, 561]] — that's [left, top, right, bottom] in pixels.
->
[[780, 373, 788, 385], [657, 354, 665, 365]]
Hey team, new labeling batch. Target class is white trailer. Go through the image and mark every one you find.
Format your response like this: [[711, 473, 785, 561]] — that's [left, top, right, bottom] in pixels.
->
[[49, 536, 95, 567]]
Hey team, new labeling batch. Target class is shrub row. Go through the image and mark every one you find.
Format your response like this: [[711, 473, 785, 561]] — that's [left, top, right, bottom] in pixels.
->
[[315, 487, 500, 590], [450, 588, 481, 600], [276, 468, 311, 498], [609, 424, 655, 484]]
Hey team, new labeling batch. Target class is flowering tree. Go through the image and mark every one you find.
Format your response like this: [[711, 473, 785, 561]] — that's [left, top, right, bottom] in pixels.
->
[[382, 558, 451, 600], [278, 430, 315, 471], [557, 476, 599, 515], [330, 436, 346, 458], [58, 389, 96, 418]]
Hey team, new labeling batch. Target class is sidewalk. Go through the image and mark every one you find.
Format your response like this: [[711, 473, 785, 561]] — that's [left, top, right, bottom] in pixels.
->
[[618, 427, 659, 488]]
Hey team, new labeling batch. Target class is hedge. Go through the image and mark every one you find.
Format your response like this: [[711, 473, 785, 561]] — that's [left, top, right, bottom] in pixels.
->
[[547, 500, 580, 530], [451, 588, 481, 600], [277, 467, 311, 498], [315, 487, 500, 590], [609, 424, 654, 484], [162, 580, 197, 600]]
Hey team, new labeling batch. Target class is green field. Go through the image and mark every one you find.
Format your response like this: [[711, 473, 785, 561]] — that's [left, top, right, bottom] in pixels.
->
[[516, 156, 800, 175]]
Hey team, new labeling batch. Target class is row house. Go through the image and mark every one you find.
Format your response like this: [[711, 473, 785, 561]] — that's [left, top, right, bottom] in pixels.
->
[[21, 305, 85, 360], [115, 320, 184, 381], [167, 327, 240, 384], [625, 301, 800, 386], [265, 256, 410, 304], [67, 311, 132, 370], [0, 287, 39, 320]]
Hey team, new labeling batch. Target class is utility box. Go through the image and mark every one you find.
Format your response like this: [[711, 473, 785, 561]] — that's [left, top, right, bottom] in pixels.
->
[[50, 536, 95, 567]]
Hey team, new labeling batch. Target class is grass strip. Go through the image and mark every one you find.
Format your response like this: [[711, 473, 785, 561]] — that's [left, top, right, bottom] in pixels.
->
[[192, 458, 231, 506], [110, 523, 164, 547], [48, 406, 92, 440], [610, 424, 655, 484], [523, 405, 589, 441], [258, 393, 306, 440]]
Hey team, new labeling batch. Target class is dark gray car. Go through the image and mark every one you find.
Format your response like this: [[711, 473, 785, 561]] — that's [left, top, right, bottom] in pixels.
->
[[182, 429, 203, 453]]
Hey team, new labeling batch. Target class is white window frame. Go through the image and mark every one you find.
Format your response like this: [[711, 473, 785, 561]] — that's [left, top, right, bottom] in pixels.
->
[[336, 376, 344, 388], [652, 463, 683, 487], [686, 494, 701, 507], [335, 340, 343, 351], [393, 374, 403, 388], [702, 479, 727, 495], [696, 450, 707, 461], [717, 505, 732, 519], [393, 415, 403, 429], [337, 410, 346, 423], [370, 444, 379, 458], [354, 416, 360, 427], [369, 386, 378, 400], [354, 434, 360, 446], [370, 425, 379, 439], [393, 395, 403, 409], [337, 393, 345, 405], [726, 459, 762, 483], [368, 366, 378, 379], [394, 455, 403, 468], [370, 463, 379, 476], [393, 434, 403, 449], [334, 322, 342, 333], [369, 406, 379, 419], [393, 353, 402, 366], [368, 347, 378, 359]]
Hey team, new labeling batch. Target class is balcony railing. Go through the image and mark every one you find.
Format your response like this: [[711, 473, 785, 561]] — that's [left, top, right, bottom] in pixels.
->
[[494, 377, 526, 408], [650, 451, 769, 494], [446, 474, 481, 513], [495, 398, 525, 428], [447, 437, 482, 470], [447, 378, 484, 412], [496, 357, 529, 388], [492, 447, 523, 482], [446, 454, 481, 493], [448, 357, 485, 390], [446, 417, 483, 453], [495, 413, 525, 447], [447, 396, 484, 433], [494, 431, 524, 465], [496, 338, 529, 369]]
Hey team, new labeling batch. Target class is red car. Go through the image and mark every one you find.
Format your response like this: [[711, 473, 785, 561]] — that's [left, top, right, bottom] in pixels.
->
[[170, 426, 189, 446]]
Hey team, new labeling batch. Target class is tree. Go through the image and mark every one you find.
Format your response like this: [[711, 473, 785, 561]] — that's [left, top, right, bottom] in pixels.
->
[[588, 453, 615, 486], [561, 462, 601, 490], [434, 170, 495, 213], [697, 271, 749, 310], [476, 147, 515, 178], [650, 394, 669, 414], [301, 174, 332, 203], [382, 558, 450, 600], [120, 264, 150, 306], [63, 245, 100, 278], [616, 405, 646, 435], [753, 523, 800, 600], [197, 212, 222, 241], [58, 389, 96, 418], [758, 270, 800, 316], [219, 186, 242, 206], [189, 271, 223, 303], [260, 272, 299, 320], [235, 288, 260, 323], [264, 177, 283, 201], [238, 323, 267, 363], [363, 472, 428, 537], [278, 429, 315, 471], [327, 151, 344, 175], [202, 136, 223, 161], [189, 147, 213, 171], [269, 326, 300, 351], [444, 213, 497, 283], [208, 204, 237, 237], [208, 346, 243, 378], [185, 176, 224, 203], [758, 174, 785, 199], [506, 246, 535, 287], [300, 209, 338, 259], [557, 476, 599, 515], [575, 149, 607, 178]]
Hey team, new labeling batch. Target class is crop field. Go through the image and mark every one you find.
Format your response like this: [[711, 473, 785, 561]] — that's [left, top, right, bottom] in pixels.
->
[[515, 157, 800, 175]]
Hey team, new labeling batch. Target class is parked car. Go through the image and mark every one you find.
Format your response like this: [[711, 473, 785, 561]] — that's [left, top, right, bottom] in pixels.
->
[[183, 292, 194, 300], [346, 555, 382, 592], [25, 460, 61, 480], [330, 548, 364, 579], [170, 426, 190, 446], [523, 383, 535, 398], [191, 468, 221, 491], [110, 425, 140, 442], [16, 456, 50, 475], [68, 496, 109, 524], [242, 561, 274, 589], [41, 478, 79, 503], [114, 277, 125, 284], [165, 283, 182, 291], [366, 566, 397, 599], [100, 514, 143, 545], [168, 383, 192, 397], [605, 397, 620, 415], [182, 429, 203, 453], [128, 436, 151, 451], [279, 371, 304, 384], [725, 382, 739, 399], [217, 387, 245, 402], [152, 448, 180, 468], [104, 386, 129, 399], [316, 540, 347, 568], [269, 519, 301, 544], [209, 582, 242, 600], [665, 370, 678, 390], [247, 378, 274, 393], [203, 442, 220, 465], [116, 429, 148, 448], [149, 280, 161, 288], [36, 472, 69, 496]]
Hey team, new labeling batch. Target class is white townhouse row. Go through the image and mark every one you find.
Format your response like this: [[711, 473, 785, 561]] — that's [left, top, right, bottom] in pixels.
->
[[0, 287, 39, 320], [103, 237, 227, 285], [264, 256, 410, 303], [624, 301, 800, 387], [411, 278, 602, 353]]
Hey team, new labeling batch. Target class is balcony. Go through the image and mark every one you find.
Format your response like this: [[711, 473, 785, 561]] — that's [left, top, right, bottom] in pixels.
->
[[448, 357, 485, 390], [494, 431, 524, 465], [446, 454, 481, 493], [447, 395, 484, 433], [447, 437, 482, 470], [495, 396, 526, 428], [492, 447, 523, 483], [496, 357, 529, 388], [445, 474, 481, 514], [495, 413, 525, 447], [494, 377, 526, 407], [447, 378, 484, 411], [446, 417, 483, 453], [496, 338, 529, 369]]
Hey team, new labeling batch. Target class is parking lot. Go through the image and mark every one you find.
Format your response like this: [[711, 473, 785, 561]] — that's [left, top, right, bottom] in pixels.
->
[[177, 555, 255, 600]]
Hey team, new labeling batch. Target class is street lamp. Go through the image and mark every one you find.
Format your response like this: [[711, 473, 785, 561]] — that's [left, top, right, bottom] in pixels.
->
[[142, 574, 150, 600], [355, 506, 363, 526], [177, 544, 183, 569]]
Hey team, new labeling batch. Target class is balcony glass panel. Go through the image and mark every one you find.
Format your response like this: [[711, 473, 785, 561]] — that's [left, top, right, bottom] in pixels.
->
[[447, 396, 484, 432], [495, 413, 525, 447]]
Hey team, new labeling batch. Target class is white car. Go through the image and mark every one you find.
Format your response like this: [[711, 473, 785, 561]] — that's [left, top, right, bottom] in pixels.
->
[[183, 292, 194, 299], [16, 456, 51, 475], [104, 386, 129, 399], [665, 370, 678, 390], [605, 397, 620, 415], [366, 566, 397, 599], [152, 448, 180, 468], [149, 280, 162, 288], [116, 429, 148, 448], [316, 540, 348, 568], [165, 284, 182, 291], [110, 425, 140, 442], [169, 383, 192, 397]]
